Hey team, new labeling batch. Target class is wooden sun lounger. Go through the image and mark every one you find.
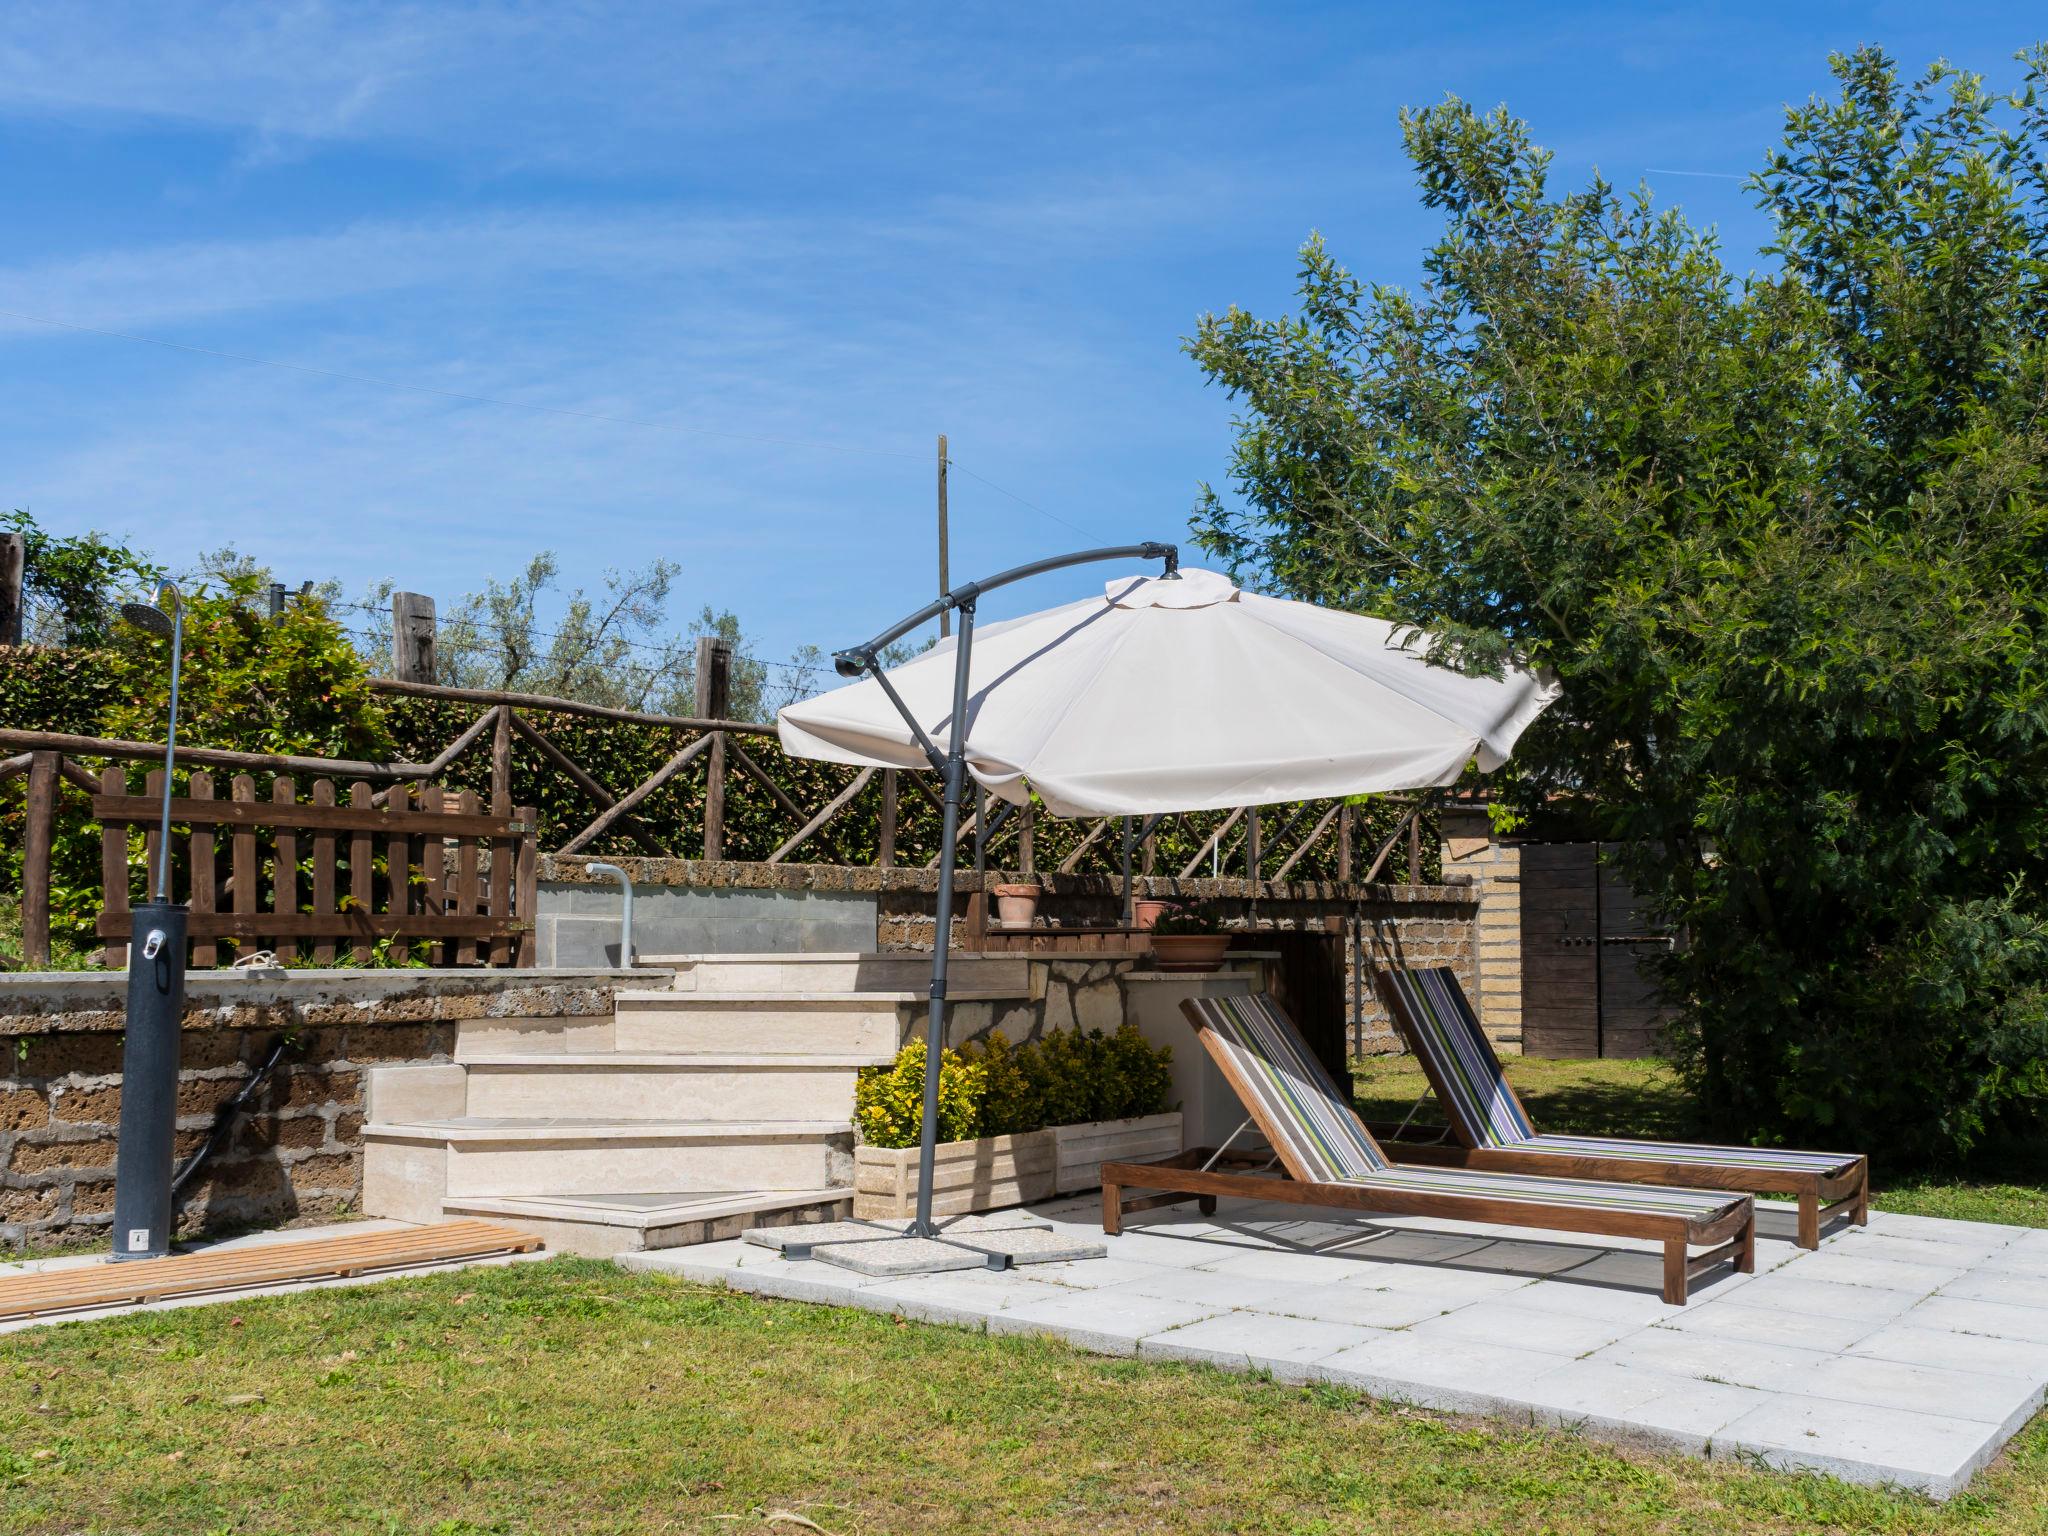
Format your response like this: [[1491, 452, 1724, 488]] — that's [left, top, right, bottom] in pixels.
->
[[1100, 995, 1755, 1304], [1372, 967, 1868, 1249]]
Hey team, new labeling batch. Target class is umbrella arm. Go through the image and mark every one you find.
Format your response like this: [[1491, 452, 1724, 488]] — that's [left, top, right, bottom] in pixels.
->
[[827, 542, 1181, 1239]]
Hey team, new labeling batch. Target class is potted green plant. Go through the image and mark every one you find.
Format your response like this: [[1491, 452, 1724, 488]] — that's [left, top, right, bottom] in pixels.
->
[[1148, 904, 1233, 972]]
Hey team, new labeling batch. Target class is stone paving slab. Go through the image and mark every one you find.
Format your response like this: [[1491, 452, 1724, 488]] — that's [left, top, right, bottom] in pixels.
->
[[949, 1226, 1106, 1264], [812, 1236, 991, 1276], [625, 1198, 2048, 1499]]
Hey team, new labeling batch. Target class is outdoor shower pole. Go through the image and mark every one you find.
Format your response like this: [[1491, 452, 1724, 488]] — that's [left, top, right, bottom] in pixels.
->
[[832, 540, 1178, 1239], [112, 584, 186, 1262]]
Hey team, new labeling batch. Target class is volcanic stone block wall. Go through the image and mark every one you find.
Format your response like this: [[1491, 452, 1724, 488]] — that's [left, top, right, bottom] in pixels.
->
[[0, 971, 624, 1254]]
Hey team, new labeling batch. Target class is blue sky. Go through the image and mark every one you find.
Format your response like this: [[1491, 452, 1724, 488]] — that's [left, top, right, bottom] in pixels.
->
[[3, 3, 2043, 669]]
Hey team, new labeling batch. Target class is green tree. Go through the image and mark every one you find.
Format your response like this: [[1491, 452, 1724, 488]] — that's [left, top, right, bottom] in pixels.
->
[[1187, 46, 2048, 1165], [2, 509, 163, 647]]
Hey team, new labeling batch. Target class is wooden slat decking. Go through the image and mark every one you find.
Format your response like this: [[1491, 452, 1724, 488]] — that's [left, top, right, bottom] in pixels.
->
[[0, 1220, 542, 1322]]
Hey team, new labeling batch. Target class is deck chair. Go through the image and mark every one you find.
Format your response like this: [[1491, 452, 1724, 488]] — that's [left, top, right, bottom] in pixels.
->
[[1098, 994, 1754, 1304], [1374, 967, 1867, 1249]]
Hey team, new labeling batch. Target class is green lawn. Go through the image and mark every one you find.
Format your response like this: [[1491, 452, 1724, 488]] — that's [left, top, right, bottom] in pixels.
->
[[1351, 1052, 2048, 1229], [3, 1257, 2047, 1536], [3, 1055, 2045, 1532]]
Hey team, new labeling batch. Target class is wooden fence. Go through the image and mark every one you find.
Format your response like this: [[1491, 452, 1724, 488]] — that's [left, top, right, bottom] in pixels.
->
[[0, 676, 1429, 969], [92, 767, 535, 970]]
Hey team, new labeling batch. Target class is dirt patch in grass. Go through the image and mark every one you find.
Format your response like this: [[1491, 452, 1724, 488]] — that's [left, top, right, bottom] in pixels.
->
[[2, 1258, 2046, 1535]]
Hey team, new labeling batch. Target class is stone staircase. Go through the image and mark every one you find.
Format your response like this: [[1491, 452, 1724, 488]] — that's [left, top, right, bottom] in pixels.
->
[[360, 953, 1033, 1256]]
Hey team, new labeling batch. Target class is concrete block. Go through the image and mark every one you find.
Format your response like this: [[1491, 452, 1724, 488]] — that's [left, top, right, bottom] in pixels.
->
[[1137, 1311, 1383, 1378], [813, 1236, 991, 1277], [1849, 1321, 2048, 1381], [1654, 1298, 1879, 1353], [1315, 1332, 1564, 1413], [1716, 1272, 1921, 1325], [1937, 1269, 2048, 1309], [1794, 1353, 2042, 1426], [1518, 1360, 1763, 1453], [1788, 1249, 1970, 1293], [1588, 1328, 1838, 1393], [987, 1287, 1231, 1357], [1715, 1393, 2004, 1499], [1904, 1294, 2048, 1345], [1408, 1300, 1640, 1356], [1257, 1281, 1459, 1330]]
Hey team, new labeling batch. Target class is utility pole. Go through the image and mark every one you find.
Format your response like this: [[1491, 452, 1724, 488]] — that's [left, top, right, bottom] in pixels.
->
[[0, 532, 24, 645], [937, 433, 950, 639], [392, 592, 437, 682], [696, 634, 734, 861]]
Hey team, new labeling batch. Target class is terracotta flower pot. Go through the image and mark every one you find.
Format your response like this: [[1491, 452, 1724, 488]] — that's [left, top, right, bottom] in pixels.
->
[[1133, 899, 1172, 931], [1149, 934, 1233, 972], [991, 883, 1041, 926]]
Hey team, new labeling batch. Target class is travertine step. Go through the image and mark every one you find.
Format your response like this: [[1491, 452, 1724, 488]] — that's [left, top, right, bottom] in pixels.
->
[[441, 1188, 849, 1259], [610, 989, 1025, 1053], [364, 1116, 852, 1211], [461, 1053, 890, 1120], [646, 951, 1033, 996]]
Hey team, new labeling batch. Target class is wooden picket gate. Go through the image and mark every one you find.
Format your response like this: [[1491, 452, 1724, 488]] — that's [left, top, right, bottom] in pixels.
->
[[92, 768, 537, 969]]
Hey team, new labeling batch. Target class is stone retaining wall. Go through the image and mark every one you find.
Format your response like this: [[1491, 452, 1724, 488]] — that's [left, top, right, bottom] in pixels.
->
[[0, 969, 630, 1254]]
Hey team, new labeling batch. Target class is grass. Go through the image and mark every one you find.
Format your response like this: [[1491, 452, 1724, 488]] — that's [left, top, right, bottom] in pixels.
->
[[1351, 1052, 2048, 1229], [3, 1257, 2047, 1536], [0, 894, 97, 972]]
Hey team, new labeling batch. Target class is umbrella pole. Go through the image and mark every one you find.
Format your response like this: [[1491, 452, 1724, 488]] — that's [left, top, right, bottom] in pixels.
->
[[914, 599, 977, 1237], [821, 540, 1179, 1238]]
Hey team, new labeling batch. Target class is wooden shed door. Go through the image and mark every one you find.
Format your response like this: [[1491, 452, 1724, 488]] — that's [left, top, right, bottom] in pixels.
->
[[1519, 842, 1674, 1058]]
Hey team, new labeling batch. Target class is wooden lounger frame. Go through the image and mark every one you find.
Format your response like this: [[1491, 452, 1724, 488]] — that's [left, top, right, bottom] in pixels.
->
[[1100, 1000, 1756, 1305], [1369, 971, 1870, 1250], [1101, 1148, 1754, 1306]]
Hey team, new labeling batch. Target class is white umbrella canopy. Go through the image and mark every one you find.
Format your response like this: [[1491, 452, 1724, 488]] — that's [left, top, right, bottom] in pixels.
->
[[778, 567, 1560, 816]]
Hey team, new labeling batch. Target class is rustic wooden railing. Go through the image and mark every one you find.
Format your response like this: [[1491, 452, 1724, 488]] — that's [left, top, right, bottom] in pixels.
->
[[90, 767, 535, 970], [0, 676, 1428, 969]]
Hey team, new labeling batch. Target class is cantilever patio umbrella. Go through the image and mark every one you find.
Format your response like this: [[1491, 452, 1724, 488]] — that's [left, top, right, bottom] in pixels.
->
[[779, 544, 1559, 1236]]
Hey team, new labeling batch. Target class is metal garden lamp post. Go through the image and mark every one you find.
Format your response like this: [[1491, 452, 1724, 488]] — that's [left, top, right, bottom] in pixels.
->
[[110, 584, 186, 1261]]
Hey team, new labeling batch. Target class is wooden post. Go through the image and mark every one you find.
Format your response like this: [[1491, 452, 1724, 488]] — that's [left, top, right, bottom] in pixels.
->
[[1338, 803, 1354, 882], [696, 636, 732, 862], [20, 752, 57, 966], [0, 533, 23, 646], [1020, 799, 1034, 876], [490, 705, 512, 817], [349, 782, 376, 964], [879, 768, 898, 867], [514, 804, 538, 966], [230, 774, 257, 962], [391, 592, 436, 682], [99, 765, 130, 967], [1407, 803, 1422, 884], [1247, 806, 1262, 881], [189, 770, 216, 969], [271, 776, 298, 962], [937, 433, 950, 639]]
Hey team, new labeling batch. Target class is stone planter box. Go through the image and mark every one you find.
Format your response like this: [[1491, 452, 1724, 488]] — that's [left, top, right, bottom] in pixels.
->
[[1053, 1112, 1183, 1195], [854, 1129, 1056, 1219], [852, 1112, 1184, 1218]]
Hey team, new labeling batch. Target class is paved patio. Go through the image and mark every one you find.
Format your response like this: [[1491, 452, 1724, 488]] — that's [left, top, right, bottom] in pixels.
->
[[623, 1196, 2048, 1499]]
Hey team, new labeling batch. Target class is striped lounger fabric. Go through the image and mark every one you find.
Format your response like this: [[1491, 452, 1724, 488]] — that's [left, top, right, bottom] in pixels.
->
[[1373, 967, 1866, 1247], [1378, 967, 1859, 1177], [1184, 993, 1740, 1220]]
